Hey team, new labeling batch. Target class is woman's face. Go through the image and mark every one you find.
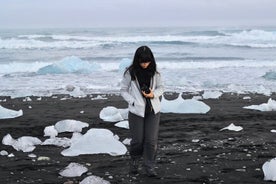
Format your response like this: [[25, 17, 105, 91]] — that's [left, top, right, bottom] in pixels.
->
[[139, 61, 151, 69]]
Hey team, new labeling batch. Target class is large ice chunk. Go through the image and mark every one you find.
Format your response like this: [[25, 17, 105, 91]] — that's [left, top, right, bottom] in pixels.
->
[[0, 105, 23, 119], [61, 128, 127, 156], [263, 158, 276, 181], [161, 94, 210, 114], [2, 134, 41, 152]]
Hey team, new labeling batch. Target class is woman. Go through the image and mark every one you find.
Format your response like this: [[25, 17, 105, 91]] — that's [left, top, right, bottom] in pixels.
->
[[120, 46, 164, 177]]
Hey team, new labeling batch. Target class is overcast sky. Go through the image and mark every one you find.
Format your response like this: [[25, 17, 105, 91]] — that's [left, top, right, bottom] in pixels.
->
[[1, 0, 276, 28]]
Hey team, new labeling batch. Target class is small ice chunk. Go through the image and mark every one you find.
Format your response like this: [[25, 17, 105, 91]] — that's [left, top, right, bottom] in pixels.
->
[[263, 158, 276, 181], [0, 150, 8, 156], [55, 119, 89, 133], [271, 130, 276, 133], [192, 139, 200, 143], [243, 98, 276, 111], [99, 106, 124, 122], [42, 137, 71, 148], [80, 111, 84, 114], [220, 123, 243, 132], [37, 156, 50, 161], [28, 154, 37, 158], [44, 125, 58, 138], [59, 163, 88, 177], [80, 175, 110, 184], [65, 84, 75, 92], [202, 91, 223, 99], [8, 153, 14, 157], [115, 121, 129, 129], [243, 96, 251, 100], [122, 138, 131, 145], [91, 95, 108, 100], [2, 134, 42, 152], [0, 105, 23, 119]]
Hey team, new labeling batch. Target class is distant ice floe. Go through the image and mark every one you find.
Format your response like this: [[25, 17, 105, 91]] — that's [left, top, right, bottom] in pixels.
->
[[161, 94, 210, 114], [99, 106, 128, 122], [61, 128, 127, 157], [263, 158, 276, 181], [202, 90, 223, 99], [80, 175, 110, 184], [59, 162, 88, 177], [0, 105, 23, 119], [2, 134, 41, 152], [220, 123, 243, 132], [37, 56, 100, 75], [243, 98, 276, 111]]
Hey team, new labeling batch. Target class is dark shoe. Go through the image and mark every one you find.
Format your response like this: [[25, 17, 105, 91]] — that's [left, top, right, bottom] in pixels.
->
[[145, 167, 157, 177], [129, 159, 139, 174]]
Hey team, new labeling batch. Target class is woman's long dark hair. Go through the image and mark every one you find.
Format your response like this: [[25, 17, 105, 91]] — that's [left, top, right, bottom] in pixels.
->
[[124, 46, 157, 80]]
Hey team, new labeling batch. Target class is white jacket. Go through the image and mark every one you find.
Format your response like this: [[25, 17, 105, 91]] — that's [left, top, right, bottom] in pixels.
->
[[120, 70, 164, 117]]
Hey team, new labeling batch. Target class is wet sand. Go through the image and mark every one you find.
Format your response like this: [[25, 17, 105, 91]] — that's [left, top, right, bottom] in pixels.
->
[[0, 93, 276, 184]]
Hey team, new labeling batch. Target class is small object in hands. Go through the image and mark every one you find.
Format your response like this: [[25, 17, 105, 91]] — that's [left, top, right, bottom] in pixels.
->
[[141, 84, 150, 94]]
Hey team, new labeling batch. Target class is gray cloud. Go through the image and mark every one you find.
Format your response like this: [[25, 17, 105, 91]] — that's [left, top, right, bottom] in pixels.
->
[[0, 0, 276, 28]]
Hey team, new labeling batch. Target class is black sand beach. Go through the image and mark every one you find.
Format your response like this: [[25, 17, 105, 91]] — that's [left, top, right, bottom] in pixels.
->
[[1, 93, 276, 184]]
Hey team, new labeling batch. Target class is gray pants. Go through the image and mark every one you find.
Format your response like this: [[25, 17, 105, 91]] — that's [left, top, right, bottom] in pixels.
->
[[128, 111, 160, 169]]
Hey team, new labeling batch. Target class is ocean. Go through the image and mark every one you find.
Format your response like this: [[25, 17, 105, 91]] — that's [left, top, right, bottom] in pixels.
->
[[1, 27, 276, 98]]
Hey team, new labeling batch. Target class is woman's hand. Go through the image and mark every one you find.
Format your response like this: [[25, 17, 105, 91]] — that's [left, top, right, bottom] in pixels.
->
[[142, 89, 154, 99]]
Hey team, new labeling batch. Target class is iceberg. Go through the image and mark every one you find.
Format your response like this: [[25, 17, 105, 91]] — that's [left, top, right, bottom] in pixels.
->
[[37, 56, 100, 74], [0, 105, 23, 119]]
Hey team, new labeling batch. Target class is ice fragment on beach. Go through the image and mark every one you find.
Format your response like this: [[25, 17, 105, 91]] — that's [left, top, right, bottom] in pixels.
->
[[55, 119, 89, 133], [61, 128, 127, 157], [243, 98, 276, 111], [2, 134, 41, 152], [0, 150, 8, 156], [0, 105, 23, 119], [263, 158, 276, 181], [42, 137, 71, 148], [99, 106, 126, 122], [91, 95, 108, 100], [44, 125, 58, 138], [202, 90, 222, 99], [115, 120, 129, 129], [243, 96, 251, 100], [80, 175, 110, 184], [122, 138, 131, 145], [220, 123, 243, 132], [161, 94, 210, 114], [59, 163, 88, 177], [271, 130, 276, 133], [37, 156, 50, 161], [28, 153, 37, 158]]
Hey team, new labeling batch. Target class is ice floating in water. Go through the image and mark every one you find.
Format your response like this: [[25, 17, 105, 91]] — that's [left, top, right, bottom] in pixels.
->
[[59, 162, 88, 177], [0, 105, 23, 119], [118, 58, 131, 73], [55, 119, 89, 133], [202, 90, 223, 99], [100, 106, 128, 122], [220, 123, 243, 132], [2, 134, 41, 152], [243, 98, 276, 111], [263, 158, 276, 181], [80, 175, 110, 184], [161, 94, 210, 114], [115, 120, 129, 129], [37, 56, 100, 74], [61, 128, 127, 157]]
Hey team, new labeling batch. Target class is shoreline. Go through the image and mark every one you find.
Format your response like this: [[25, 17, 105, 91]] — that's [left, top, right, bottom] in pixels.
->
[[1, 92, 276, 183]]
